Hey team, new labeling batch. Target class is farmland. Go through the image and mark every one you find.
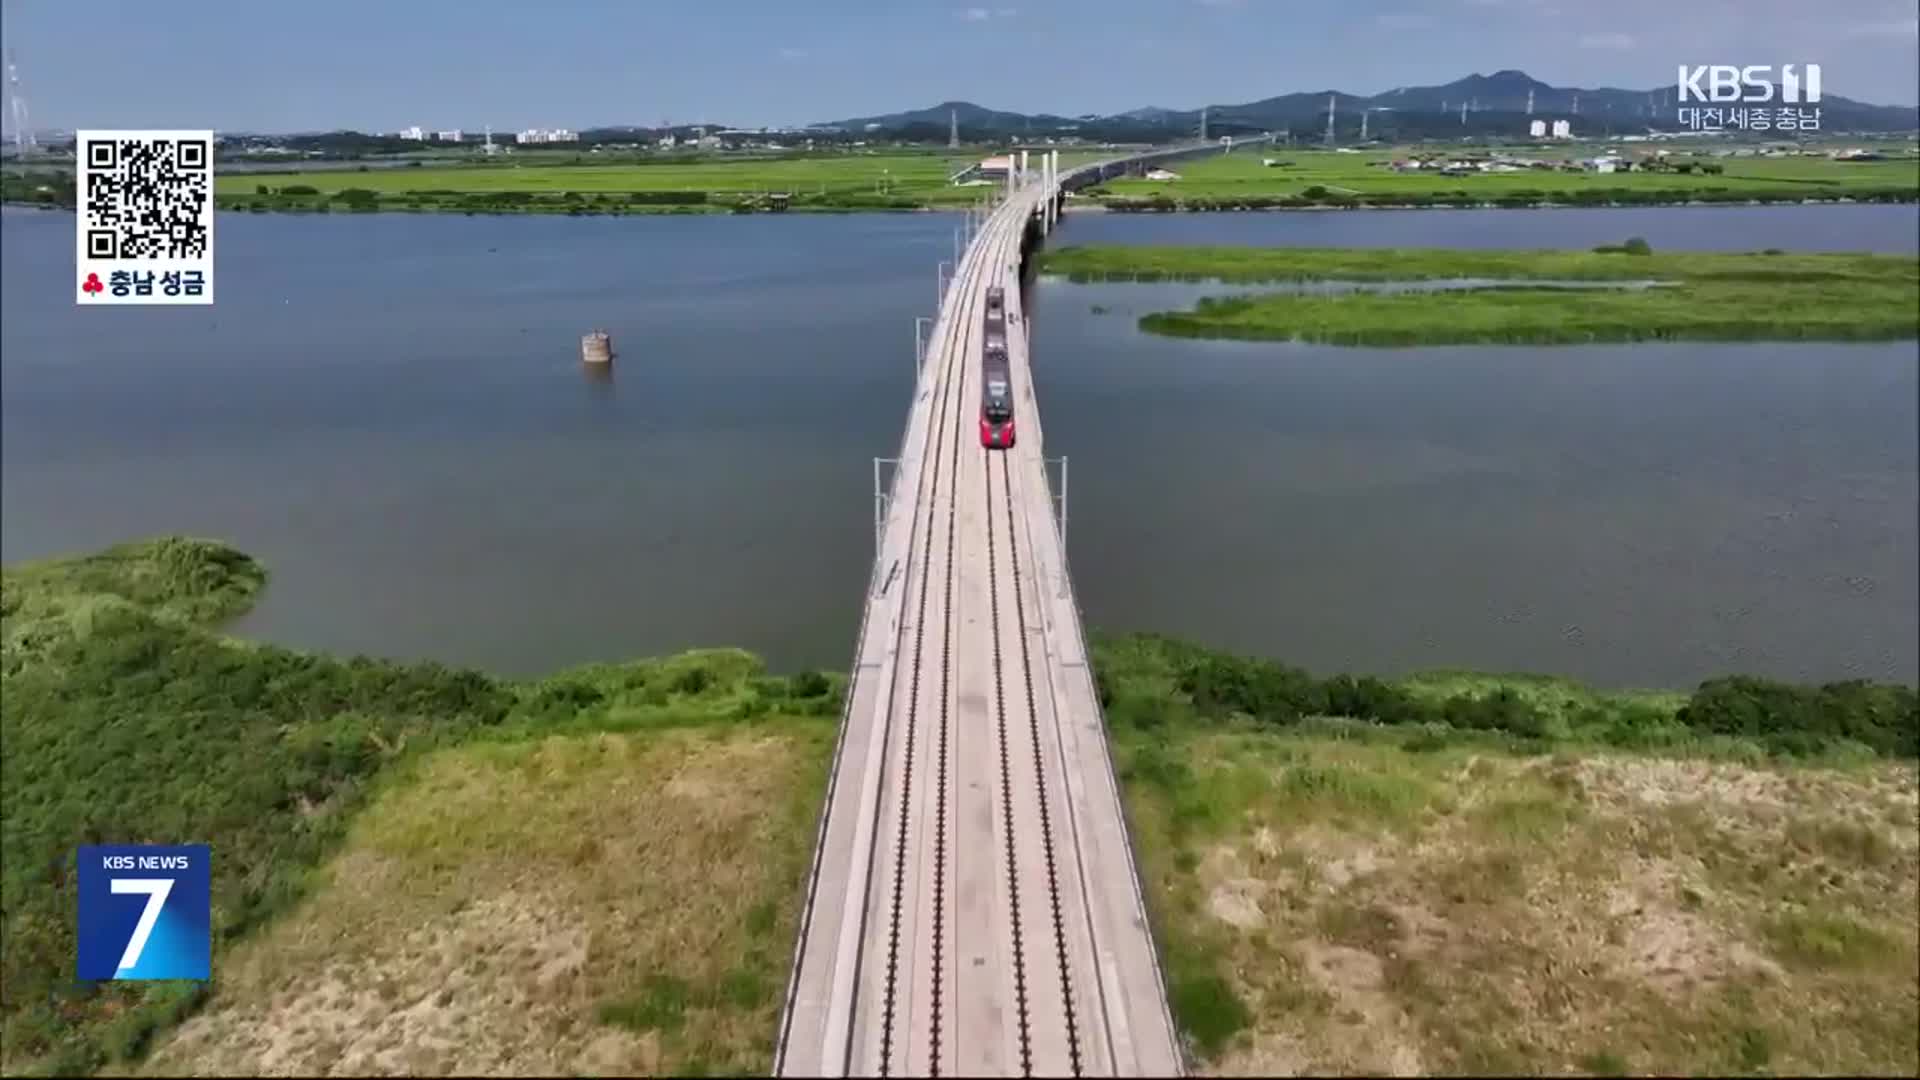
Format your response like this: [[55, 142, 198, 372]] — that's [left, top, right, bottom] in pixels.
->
[[1084, 145, 1920, 209], [206, 148, 1115, 214]]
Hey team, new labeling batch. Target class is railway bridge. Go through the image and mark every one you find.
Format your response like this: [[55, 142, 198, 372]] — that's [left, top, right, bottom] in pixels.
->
[[775, 139, 1261, 1078]]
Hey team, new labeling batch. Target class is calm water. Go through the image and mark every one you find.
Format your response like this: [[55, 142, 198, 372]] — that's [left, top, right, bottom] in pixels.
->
[[4, 203, 1915, 686], [1064, 202, 1920, 254]]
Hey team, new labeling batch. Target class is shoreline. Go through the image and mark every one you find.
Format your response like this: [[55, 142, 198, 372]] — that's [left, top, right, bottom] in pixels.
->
[[7, 192, 1917, 219], [6, 537, 1915, 1075], [1075, 192, 1919, 213], [1041, 244, 1920, 346]]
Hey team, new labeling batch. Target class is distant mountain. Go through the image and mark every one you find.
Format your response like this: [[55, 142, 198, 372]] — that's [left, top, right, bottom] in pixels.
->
[[825, 99, 1079, 134], [820, 70, 1920, 139]]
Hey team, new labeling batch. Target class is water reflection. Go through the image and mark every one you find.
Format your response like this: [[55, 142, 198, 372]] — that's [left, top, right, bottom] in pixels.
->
[[581, 360, 615, 395], [1032, 274, 1918, 688], [3, 205, 1911, 687]]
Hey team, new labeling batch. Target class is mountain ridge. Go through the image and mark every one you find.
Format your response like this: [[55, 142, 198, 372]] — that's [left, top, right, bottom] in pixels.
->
[[820, 69, 1919, 136]]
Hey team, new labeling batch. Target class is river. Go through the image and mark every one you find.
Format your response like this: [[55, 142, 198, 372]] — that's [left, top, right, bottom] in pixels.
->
[[3, 203, 1914, 685]]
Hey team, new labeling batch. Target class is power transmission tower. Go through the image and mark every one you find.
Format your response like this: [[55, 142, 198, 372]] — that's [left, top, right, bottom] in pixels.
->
[[949, 108, 959, 149], [1198, 106, 1208, 142], [1324, 95, 1335, 146]]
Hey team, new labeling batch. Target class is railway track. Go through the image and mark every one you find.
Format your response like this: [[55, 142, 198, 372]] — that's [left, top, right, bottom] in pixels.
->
[[776, 173, 1185, 1078], [863, 207, 1002, 1077]]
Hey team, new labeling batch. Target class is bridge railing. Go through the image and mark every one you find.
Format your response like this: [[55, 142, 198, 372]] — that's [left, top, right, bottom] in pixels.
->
[[771, 213, 982, 1069]]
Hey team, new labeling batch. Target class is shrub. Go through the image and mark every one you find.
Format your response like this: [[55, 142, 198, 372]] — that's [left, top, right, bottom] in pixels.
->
[[626, 190, 709, 205], [1677, 676, 1917, 757], [1442, 688, 1550, 738], [1177, 654, 1324, 723]]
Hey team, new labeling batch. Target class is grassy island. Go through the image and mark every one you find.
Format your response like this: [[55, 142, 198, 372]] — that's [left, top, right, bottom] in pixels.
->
[[4, 539, 1914, 1076], [1041, 244, 1920, 346]]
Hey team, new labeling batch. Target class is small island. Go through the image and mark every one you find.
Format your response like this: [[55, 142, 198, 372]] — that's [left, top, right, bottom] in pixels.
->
[[1041, 243, 1920, 346]]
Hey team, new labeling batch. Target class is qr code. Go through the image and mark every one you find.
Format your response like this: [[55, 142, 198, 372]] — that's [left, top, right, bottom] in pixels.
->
[[83, 135, 210, 259], [76, 130, 215, 305]]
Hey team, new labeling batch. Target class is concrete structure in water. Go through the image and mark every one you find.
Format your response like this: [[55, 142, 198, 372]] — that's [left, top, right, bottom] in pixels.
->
[[580, 330, 612, 365]]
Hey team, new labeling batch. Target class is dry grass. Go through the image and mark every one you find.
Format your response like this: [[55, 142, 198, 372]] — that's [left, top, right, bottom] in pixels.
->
[[1120, 731, 1919, 1076], [126, 728, 829, 1077]]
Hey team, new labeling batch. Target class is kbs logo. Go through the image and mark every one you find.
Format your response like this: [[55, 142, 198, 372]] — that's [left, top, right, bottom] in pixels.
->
[[76, 845, 211, 981], [1675, 64, 1823, 133], [1677, 64, 1821, 103]]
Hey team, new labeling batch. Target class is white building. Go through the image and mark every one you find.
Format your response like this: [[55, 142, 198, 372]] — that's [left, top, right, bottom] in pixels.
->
[[1550, 119, 1572, 139], [434, 129, 463, 143], [515, 128, 580, 144], [398, 125, 426, 140], [1528, 119, 1547, 138]]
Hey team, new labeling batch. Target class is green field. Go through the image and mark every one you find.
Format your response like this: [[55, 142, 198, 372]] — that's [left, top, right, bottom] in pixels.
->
[[202, 148, 1114, 214], [1041, 244, 1920, 346], [5, 539, 1914, 1075], [1087, 145, 1920, 208], [0, 539, 843, 1076]]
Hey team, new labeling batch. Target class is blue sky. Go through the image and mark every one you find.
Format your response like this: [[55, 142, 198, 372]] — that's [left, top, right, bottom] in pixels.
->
[[5, 0, 1916, 132]]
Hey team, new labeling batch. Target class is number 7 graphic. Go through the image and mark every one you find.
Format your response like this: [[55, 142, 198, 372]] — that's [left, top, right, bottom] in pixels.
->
[[111, 878, 174, 972]]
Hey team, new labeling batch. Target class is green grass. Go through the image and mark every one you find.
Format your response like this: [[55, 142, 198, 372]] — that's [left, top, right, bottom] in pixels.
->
[[1111, 721, 1918, 1074], [1088, 145, 1920, 208], [1093, 630, 1916, 760], [7, 539, 1915, 1074], [1039, 244, 1920, 346], [207, 150, 1047, 214], [0, 538, 843, 1076], [1763, 912, 1901, 971], [1097, 629, 1913, 1071]]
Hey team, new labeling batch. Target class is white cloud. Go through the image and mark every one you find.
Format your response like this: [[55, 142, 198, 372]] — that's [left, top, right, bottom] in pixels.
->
[[1578, 31, 1637, 49], [1375, 12, 1435, 29], [959, 6, 991, 19], [778, 47, 807, 60]]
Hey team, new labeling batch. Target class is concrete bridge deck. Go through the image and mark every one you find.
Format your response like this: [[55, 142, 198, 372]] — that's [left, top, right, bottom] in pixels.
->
[[775, 142, 1260, 1078]]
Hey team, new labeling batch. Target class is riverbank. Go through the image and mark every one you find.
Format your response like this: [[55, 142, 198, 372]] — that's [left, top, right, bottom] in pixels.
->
[[1085, 146, 1920, 212], [1040, 244, 1920, 346], [5, 538, 1914, 1075], [2, 154, 1005, 216], [10, 142, 1913, 217], [1088, 191, 1919, 212]]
